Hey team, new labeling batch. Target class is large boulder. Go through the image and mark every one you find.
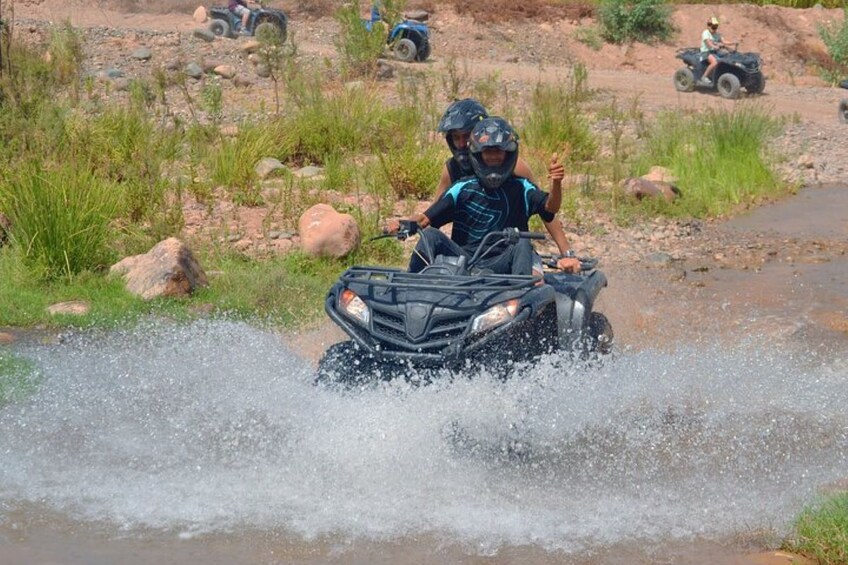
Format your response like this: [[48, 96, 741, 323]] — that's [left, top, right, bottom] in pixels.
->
[[110, 238, 208, 300], [623, 177, 681, 203], [298, 204, 360, 259]]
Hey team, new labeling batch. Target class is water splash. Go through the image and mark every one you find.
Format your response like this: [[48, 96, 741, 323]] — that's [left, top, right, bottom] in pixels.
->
[[0, 320, 845, 553]]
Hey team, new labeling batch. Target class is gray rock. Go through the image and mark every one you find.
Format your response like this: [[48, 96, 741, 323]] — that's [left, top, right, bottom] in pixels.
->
[[293, 165, 324, 178], [255, 157, 287, 179], [193, 28, 216, 43], [106, 67, 124, 78], [185, 62, 203, 79], [131, 47, 152, 61]]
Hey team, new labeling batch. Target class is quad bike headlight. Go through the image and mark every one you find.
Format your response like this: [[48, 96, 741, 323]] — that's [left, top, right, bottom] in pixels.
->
[[339, 289, 370, 326], [471, 299, 520, 335]]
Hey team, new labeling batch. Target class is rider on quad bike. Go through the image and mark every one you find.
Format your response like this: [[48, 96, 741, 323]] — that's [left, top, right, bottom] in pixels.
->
[[388, 117, 576, 276], [673, 17, 765, 99], [699, 17, 733, 86]]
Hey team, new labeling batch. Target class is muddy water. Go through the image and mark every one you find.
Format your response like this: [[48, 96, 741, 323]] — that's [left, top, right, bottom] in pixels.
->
[[1, 188, 846, 565]]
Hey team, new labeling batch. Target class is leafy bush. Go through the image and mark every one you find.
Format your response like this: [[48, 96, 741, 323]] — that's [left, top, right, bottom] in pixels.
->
[[597, 0, 674, 45]]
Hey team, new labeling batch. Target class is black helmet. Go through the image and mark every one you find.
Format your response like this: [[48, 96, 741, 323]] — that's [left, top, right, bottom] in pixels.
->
[[437, 98, 488, 172], [469, 117, 519, 190]]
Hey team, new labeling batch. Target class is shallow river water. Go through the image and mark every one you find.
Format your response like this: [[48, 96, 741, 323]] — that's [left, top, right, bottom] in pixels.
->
[[1, 187, 846, 565]]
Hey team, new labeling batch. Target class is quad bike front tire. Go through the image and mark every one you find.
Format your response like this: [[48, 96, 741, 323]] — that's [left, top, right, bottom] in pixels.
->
[[586, 312, 614, 356], [393, 38, 418, 62], [255, 20, 287, 43], [745, 73, 766, 94], [673, 68, 695, 92], [315, 341, 381, 387], [209, 18, 231, 39], [839, 99, 848, 124], [717, 73, 742, 99]]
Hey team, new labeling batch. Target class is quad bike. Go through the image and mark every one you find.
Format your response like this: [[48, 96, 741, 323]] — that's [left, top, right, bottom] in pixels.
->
[[673, 46, 765, 99], [364, 12, 431, 62], [839, 79, 848, 124], [207, 6, 287, 42], [316, 222, 613, 387]]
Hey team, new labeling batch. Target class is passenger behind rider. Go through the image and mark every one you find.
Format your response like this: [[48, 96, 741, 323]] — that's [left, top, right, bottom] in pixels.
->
[[700, 17, 734, 86], [431, 98, 579, 273], [385, 117, 581, 276], [229, 0, 253, 35]]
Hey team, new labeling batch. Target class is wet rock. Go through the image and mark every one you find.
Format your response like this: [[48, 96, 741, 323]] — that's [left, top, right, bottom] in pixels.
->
[[110, 238, 208, 300]]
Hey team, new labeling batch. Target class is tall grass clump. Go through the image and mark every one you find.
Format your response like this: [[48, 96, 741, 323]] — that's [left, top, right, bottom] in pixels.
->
[[818, 5, 848, 84], [208, 121, 286, 205], [786, 492, 848, 565], [597, 0, 674, 45], [1, 162, 121, 280], [634, 105, 784, 217], [522, 66, 597, 164]]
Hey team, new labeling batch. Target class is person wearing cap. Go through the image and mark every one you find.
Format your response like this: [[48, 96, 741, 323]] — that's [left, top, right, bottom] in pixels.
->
[[700, 17, 734, 86]]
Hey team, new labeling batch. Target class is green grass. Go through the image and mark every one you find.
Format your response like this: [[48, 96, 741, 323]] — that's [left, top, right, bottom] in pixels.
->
[[786, 492, 848, 564]]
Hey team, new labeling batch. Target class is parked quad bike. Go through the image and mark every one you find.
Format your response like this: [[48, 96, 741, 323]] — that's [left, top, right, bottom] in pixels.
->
[[673, 46, 765, 99], [316, 223, 613, 387], [364, 13, 431, 62], [207, 6, 287, 42]]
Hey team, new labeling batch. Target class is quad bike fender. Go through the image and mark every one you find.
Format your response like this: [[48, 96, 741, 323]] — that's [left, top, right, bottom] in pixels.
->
[[553, 270, 607, 347]]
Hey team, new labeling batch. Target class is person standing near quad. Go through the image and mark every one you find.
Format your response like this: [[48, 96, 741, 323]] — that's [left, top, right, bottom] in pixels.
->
[[386, 117, 580, 276], [229, 0, 253, 35], [430, 99, 579, 273], [700, 17, 735, 86]]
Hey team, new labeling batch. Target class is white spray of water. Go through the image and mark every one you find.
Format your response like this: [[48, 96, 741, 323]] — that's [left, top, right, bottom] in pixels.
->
[[0, 320, 845, 553]]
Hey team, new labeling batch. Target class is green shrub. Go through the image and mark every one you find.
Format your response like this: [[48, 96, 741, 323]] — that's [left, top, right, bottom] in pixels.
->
[[377, 139, 443, 199], [787, 492, 848, 565], [334, 0, 388, 78], [818, 6, 848, 84], [1, 162, 121, 280], [597, 0, 674, 45]]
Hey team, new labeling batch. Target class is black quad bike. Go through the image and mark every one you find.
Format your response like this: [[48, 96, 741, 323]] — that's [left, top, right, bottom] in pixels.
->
[[838, 79, 848, 124], [673, 46, 765, 99], [207, 6, 287, 42], [316, 223, 613, 387]]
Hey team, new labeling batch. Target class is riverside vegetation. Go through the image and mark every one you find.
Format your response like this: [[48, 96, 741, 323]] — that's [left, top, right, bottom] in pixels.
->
[[0, 1, 847, 560]]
